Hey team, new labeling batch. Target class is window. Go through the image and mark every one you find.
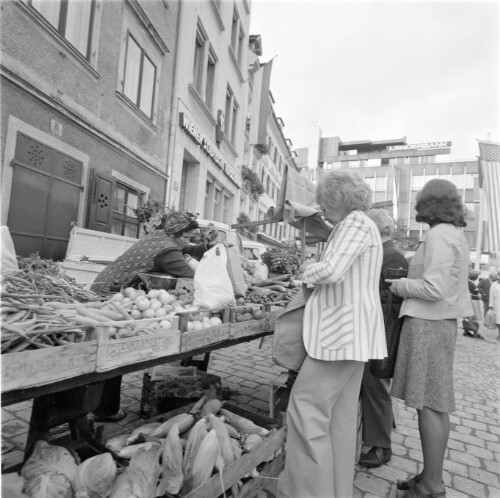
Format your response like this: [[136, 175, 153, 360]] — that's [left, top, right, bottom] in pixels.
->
[[230, 6, 245, 66], [192, 21, 217, 108], [224, 85, 239, 144], [26, 0, 95, 59], [123, 33, 157, 118], [204, 175, 233, 223], [112, 184, 141, 237]]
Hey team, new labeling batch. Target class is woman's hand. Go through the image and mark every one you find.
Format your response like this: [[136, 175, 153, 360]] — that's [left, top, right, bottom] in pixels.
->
[[385, 278, 401, 296]]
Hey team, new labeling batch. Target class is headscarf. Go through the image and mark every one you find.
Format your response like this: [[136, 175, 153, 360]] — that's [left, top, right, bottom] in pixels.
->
[[164, 211, 198, 236]]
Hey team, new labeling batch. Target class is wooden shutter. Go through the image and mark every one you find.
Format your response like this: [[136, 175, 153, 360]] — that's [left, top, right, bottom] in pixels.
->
[[87, 170, 116, 232]]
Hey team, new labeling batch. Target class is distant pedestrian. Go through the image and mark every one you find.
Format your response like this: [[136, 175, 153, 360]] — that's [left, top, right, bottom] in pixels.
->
[[488, 274, 500, 340], [478, 272, 498, 318], [387, 179, 472, 498]]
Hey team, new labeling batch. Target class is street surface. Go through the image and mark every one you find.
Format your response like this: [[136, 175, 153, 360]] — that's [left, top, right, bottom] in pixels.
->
[[2, 322, 499, 497]]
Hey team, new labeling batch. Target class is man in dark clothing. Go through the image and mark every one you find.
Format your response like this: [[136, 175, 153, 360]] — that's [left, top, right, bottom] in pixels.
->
[[359, 209, 408, 469], [478, 272, 498, 319]]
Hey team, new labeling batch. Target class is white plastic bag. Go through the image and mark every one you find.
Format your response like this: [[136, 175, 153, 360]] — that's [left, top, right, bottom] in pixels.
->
[[1, 226, 19, 274], [193, 244, 235, 309]]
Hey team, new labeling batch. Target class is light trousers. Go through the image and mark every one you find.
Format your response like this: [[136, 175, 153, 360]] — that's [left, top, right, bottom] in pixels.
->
[[277, 356, 365, 498]]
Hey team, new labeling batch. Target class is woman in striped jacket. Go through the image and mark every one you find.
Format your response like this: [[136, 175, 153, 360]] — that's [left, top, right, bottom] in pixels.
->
[[277, 170, 387, 498]]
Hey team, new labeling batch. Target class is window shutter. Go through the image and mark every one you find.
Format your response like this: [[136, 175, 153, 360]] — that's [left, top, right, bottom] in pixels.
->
[[87, 170, 116, 232]]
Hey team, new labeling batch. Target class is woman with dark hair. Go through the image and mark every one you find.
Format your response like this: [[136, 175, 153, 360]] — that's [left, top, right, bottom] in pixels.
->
[[387, 179, 472, 498]]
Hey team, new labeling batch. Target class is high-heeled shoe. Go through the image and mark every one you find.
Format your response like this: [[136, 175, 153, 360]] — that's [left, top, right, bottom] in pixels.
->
[[400, 485, 446, 498], [397, 473, 422, 491]]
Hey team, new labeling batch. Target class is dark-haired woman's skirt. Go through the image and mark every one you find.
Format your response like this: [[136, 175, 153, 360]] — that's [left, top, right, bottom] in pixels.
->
[[391, 316, 457, 413]]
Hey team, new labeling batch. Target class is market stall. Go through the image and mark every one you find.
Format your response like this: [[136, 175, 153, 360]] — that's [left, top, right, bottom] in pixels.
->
[[1, 243, 294, 497]]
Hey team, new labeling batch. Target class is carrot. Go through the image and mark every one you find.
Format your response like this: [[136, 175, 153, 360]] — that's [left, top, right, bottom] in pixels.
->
[[76, 308, 113, 323], [109, 301, 132, 320], [96, 307, 123, 321]]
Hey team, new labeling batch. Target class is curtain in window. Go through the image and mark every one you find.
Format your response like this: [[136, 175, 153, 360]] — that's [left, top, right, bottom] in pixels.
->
[[140, 56, 155, 116], [32, 0, 61, 28], [123, 36, 142, 104], [65, 0, 92, 56]]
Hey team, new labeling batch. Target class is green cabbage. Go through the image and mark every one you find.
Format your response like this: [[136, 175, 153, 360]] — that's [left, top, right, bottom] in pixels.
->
[[73, 453, 117, 498]]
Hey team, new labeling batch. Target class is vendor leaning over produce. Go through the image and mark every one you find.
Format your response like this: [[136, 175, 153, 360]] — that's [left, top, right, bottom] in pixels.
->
[[91, 210, 217, 422], [90, 211, 217, 294]]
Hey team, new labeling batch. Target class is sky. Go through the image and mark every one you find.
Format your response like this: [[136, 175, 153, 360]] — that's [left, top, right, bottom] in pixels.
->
[[249, 0, 500, 164]]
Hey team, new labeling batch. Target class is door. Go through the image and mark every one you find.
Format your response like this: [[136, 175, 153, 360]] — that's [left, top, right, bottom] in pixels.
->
[[8, 133, 83, 260]]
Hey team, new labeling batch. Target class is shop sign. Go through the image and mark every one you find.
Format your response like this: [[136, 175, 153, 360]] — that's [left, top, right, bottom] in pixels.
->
[[388, 141, 452, 151], [179, 112, 242, 188]]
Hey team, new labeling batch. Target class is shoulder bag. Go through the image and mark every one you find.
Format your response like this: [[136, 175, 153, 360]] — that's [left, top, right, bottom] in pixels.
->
[[272, 285, 313, 372], [369, 289, 404, 378]]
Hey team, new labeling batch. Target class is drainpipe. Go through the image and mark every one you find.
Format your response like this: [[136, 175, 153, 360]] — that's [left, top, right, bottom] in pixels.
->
[[165, 0, 184, 208]]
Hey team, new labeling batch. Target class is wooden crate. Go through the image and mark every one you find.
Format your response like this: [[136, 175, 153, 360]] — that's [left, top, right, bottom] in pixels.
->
[[178, 307, 232, 352], [177, 403, 286, 498], [95, 317, 180, 372], [1, 341, 97, 392]]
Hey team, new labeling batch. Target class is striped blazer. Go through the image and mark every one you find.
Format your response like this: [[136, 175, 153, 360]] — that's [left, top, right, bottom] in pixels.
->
[[302, 210, 387, 362]]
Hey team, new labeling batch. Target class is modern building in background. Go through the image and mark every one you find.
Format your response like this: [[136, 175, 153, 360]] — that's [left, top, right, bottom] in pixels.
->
[[1, 0, 179, 259], [317, 136, 479, 249]]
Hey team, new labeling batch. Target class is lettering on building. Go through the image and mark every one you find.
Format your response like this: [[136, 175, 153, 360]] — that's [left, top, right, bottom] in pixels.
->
[[388, 141, 452, 151], [179, 112, 242, 188]]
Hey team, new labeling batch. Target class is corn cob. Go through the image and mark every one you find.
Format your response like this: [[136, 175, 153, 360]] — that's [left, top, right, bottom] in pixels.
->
[[182, 418, 209, 479], [230, 438, 243, 459], [200, 398, 223, 418], [155, 425, 184, 496], [125, 421, 161, 445], [243, 434, 264, 451], [116, 441, 161, 459], [219, 409, 269, 437], [151, 413, 194, 438], [223, 422, 240, 439], [189, 430, 219, 491], [208, 414, 234, 466]]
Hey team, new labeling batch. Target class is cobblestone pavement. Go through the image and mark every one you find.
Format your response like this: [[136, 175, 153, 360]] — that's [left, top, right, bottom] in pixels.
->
[[2, 322, 499, 497]]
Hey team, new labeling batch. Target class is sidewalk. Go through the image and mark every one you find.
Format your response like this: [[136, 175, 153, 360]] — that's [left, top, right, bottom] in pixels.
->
[[2, 323, 499, 497]]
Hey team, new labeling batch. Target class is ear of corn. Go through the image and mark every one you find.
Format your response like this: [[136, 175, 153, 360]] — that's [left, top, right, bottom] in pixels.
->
[[223, 422, 240, 439], [208, 414, 234, 467], [188, 429, 219, 491], [125, 422, 161, 445], [230, 438, 243, 459], [182, 418, 209, 479], [243, 434, 264, 452], [200, 398, 223, 418], [155, 425, 184, 496], [219, 409, 269, 437], [151, 413, 194, 438]]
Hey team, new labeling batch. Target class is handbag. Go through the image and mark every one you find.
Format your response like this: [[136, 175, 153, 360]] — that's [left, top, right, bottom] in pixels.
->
[[369, 289, 404, 379], [462, 317, 480, 335], [272, 285, 313, 371], [485, 309, 497, 330]]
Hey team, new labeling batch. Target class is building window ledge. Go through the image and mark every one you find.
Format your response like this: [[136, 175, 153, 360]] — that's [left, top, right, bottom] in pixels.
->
[[228, 46, 244, 83], [16, 0, 100, 79], [115, 91, 159, 132], [209, 0, 225, 31], [188, 84, 217, 126]]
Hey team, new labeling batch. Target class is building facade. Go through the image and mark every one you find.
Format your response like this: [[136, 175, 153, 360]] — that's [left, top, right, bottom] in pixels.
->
[[1, 0, 178, 259], [318, 137, 479, 249], [166, 0, 251, 224]]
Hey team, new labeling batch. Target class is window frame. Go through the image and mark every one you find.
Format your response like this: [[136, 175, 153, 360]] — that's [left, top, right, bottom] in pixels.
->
[[111, 182, 142, 238], [122, 31, 157, 119], [23, 0, 96, 61]]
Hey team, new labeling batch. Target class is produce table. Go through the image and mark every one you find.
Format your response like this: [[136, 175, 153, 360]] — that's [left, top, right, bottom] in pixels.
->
[[1, 328, 274, 407]]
